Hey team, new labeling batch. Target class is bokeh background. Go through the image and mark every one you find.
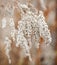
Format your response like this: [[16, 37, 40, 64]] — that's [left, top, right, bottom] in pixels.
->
[[0, 0, 57, 65]]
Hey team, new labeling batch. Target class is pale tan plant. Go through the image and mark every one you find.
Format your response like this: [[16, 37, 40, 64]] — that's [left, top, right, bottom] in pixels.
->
[[0, 0, 52, 64]]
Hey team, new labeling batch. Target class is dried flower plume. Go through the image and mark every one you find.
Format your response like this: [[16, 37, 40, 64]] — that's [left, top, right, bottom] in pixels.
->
[[1, 1, 52, 64]]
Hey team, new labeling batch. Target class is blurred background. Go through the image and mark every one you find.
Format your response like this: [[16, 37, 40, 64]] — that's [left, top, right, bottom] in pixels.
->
[[0, 0, 57, 65]]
